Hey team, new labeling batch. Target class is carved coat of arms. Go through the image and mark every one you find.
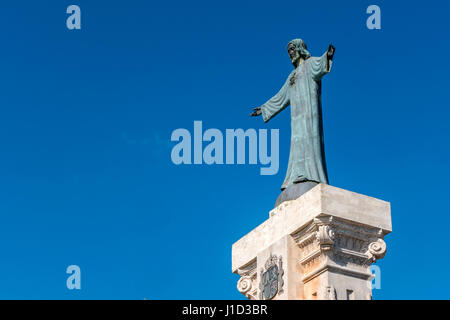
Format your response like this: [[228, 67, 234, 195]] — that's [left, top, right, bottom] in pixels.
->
[[259, 254, 284, 300]]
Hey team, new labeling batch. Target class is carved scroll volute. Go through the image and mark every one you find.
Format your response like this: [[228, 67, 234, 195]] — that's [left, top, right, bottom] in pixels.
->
[[316, 225, 335, 251], [367, 239, 387, 262], [237, 276, 256, 299], [236, 260, 258, 300]]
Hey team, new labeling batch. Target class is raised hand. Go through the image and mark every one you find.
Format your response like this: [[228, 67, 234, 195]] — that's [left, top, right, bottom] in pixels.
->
[[327, 44, 335, 60], [250, 106, 262, 117]]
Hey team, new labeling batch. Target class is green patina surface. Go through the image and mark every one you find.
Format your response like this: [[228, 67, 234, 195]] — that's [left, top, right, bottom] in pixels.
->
[[257, 39, 334, 190]]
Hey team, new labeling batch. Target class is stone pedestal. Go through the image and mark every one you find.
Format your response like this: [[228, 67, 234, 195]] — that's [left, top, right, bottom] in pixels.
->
[[232, 184, 392, 300]]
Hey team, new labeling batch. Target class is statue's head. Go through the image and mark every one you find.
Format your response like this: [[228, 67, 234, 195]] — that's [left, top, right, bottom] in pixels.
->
[[287, 39, 311, 66]]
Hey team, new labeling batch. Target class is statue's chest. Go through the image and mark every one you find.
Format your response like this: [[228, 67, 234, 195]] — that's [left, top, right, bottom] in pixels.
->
[[289, 65, 307, 87]]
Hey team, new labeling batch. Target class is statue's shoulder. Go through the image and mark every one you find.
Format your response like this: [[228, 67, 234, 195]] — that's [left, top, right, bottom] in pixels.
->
[[307, 56, 321, 62]]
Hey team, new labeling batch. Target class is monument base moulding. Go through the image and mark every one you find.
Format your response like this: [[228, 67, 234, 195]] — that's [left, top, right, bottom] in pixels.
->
[[232, 183, 392, 300]]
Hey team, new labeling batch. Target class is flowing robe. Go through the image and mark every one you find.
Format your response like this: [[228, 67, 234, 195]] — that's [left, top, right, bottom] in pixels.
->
[[261, 52, 332, 190]]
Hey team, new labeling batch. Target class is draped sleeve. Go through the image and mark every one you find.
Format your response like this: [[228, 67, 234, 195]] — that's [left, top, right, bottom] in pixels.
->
[[309, 52, 332, 81], [261, 78, 290, 123]]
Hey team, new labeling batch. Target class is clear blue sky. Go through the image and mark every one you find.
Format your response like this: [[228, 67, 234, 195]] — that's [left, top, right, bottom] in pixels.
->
[[0, 0, 449, 299]]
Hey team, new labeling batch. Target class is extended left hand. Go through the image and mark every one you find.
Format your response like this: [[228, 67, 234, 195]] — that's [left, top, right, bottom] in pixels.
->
[[327, 44, 335, 59]]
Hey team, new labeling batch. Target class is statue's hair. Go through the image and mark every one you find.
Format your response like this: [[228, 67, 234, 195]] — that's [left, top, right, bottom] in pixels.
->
[[287, 38, 311, 59]]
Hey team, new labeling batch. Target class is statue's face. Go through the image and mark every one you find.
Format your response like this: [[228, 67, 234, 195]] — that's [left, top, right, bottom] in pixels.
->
[[288, 44, 300, 65]]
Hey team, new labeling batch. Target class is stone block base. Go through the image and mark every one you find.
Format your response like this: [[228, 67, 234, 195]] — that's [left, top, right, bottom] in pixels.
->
[[232, 184, 392, 300]]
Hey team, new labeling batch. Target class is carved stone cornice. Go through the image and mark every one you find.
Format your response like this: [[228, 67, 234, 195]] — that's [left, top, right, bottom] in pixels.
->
[[292, 214, 388, 284]]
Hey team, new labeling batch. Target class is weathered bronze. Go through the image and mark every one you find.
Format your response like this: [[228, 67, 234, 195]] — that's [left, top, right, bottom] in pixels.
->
[[251, 39, 335, 194]]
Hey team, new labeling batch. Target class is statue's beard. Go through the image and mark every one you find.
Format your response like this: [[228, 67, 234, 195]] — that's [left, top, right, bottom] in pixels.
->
[[290, 52, 303, 66]]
